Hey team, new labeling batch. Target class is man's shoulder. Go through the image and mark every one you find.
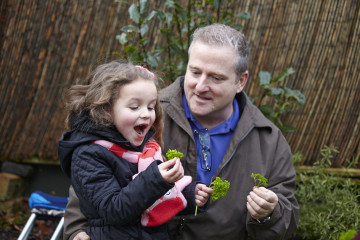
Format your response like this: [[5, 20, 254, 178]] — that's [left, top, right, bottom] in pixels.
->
[[160, 76, 183, 101], [240, 93, 279, 131]]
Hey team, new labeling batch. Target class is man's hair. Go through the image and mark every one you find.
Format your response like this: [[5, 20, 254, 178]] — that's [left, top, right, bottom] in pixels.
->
[[189, 23, 250, 76], [65, 60, 163, 145]]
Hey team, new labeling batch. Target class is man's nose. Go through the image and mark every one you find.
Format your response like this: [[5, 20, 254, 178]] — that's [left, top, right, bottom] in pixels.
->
[[195, 75, 210, 92]]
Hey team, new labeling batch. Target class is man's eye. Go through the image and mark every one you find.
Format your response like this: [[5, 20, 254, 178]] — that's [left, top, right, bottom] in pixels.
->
[[212, 76, 222, 81]]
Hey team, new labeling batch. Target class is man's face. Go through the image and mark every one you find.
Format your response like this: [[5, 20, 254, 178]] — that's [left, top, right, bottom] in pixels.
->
[[184, 41, 248, 128]]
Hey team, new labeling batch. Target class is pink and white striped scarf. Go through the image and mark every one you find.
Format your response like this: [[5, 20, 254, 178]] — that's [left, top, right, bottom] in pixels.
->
[[92, 139, 192, 226]]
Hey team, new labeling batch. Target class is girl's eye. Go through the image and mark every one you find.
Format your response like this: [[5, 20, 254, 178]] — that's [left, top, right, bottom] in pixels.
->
[[148, 106, 155, 111], [129, 106, 138, 110]]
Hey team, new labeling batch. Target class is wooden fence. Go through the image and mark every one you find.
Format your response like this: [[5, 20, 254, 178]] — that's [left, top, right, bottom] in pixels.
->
[[0, 0, 359, 168]]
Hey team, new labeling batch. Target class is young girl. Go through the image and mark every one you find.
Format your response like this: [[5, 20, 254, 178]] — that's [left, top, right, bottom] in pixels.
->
[[58, 61, 209, 239]]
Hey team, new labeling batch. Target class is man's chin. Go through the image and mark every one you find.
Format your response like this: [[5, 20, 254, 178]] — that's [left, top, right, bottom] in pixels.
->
[[190, 108, 211, 119]]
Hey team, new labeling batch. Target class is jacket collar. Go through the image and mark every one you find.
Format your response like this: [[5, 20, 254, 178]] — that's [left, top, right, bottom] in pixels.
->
[[160, 76, 273, 133]]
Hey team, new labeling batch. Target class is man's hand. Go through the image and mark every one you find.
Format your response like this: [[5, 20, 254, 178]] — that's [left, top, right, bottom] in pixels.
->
[[73, 231, 90, 240], [246, 187, 278, 220], [195, 183, 213, 207]]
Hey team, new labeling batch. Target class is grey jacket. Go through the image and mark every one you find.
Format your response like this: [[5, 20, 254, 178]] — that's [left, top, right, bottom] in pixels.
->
[[161, 77, 299, 240], [64, 77, 299, 240]]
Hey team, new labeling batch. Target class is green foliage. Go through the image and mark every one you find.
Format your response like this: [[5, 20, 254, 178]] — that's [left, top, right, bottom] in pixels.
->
[[295, 145, 360, 240], [115, 0, 158, 67], [115, 1, 305, 132], [166, 149, 183, 159], [251, 173, 268, 188], [292, 151, 304, 165], [209, 177, 230, 201], [254, 68, 306, 132], [115, 0, 250, 82], [339, 230, 357, 240], [195, 177, 230, 216]]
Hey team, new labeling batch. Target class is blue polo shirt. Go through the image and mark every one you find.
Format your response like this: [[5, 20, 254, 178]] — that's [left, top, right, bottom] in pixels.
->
[[182, 94, 239, 185]]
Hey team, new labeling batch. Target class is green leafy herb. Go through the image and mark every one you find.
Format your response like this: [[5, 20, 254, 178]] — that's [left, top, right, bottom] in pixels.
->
[[166, 149, 183, 159], [209, 177, 231, 201], [339, 230, 357, 240], [251, 173, 268, 188], [195, 177, 230, 216]]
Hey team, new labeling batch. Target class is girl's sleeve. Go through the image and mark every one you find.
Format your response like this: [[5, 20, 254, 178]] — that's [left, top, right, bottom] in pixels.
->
[[71, 144, 174, 225]]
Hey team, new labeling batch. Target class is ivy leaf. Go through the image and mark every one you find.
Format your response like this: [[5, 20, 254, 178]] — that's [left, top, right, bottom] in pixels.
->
[[146, 52, 158, 67], [236, 11, 251, 20], [129, 3, 140, 24], [140, 23, 149, 36], [121, 25, 138, 33], [268, 87, 284, 96], [284, 88, 306, 106], [271, 67, 295, 84], [145, 10, 157, 22], [259, 105, 274, 116], [116, 33, 128, 45], [258, 71, 271, 88], [139, 0, 147, 14]]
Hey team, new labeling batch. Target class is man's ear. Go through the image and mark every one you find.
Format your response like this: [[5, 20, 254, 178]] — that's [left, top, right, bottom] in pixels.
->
[[236, 71, 249, 93]]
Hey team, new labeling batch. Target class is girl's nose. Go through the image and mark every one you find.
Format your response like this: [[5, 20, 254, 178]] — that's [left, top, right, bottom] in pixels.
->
[[140, 108, 150, 118]]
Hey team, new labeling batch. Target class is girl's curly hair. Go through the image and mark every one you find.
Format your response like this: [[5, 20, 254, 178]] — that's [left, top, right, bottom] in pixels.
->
[[65, 60, 164, 146]]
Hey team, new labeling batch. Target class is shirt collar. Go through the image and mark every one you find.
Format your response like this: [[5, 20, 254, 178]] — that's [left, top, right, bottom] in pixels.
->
[[182, 93, 239, 134]]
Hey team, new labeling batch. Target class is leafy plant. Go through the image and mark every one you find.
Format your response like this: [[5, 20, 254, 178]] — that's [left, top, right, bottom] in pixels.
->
[[115, 0, 158, 67], [251, 173, 268, 188], [292, 151, 304, 165], [195, 177, 230, 216], [115, 1, 305, 132], [295, 145, 360, 240], [166, 149, 183, 159], [209, 177, 230, 201], [339, 230, 357, 240], [253, 68, 306, 132], [115, 0, 250, 82]]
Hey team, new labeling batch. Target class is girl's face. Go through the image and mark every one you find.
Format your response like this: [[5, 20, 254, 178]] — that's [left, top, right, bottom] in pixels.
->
[[111, 78, 157, 147]]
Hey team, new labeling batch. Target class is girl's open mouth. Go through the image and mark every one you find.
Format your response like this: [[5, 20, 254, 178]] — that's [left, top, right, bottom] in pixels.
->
[[134, 124, 148, 136]]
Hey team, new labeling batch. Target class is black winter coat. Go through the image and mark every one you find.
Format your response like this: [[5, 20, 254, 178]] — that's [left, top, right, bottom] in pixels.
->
[[58, 112, 174, 240]]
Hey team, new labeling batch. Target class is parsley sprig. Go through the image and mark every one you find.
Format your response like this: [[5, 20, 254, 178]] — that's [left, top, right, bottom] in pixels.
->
[[195, 177, 230, 216], [251, 173, 268, 188], [209, 177, 231, 201], [166, 149, 183, 159]]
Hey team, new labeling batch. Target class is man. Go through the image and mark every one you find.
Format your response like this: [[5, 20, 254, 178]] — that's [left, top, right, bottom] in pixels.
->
[[63, 23, 299, 240]]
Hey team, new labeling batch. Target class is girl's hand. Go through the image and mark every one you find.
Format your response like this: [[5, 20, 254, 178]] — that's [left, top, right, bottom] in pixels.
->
[[158, 158, 184, 183], [195, 183, 213, 207]]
